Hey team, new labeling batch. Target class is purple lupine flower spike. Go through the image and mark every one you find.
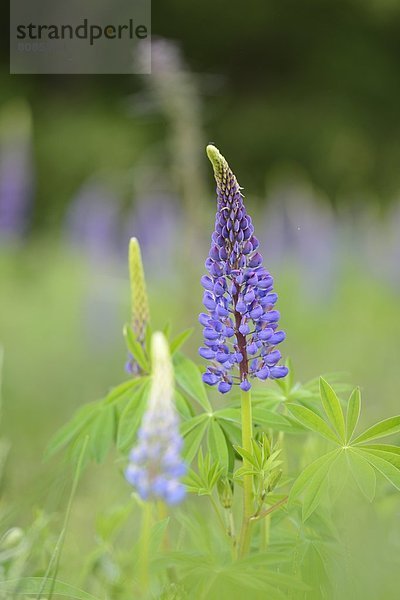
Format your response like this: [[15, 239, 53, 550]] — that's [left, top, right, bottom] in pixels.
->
[[125, 332, 186, 504], [199, 145, 288, 393]]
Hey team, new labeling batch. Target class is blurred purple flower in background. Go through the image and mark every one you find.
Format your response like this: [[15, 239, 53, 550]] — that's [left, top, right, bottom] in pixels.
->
[[124, 191, 181, 277], [350, 201, 400, 292], [199, 145, 288, 394], [64, 177, 123, 353], [0, 100, 34, 242], [65, 177, 120, 261], [261, 177, 338, 301]]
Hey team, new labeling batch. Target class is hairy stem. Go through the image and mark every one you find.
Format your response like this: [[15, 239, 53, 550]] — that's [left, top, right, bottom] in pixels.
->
[[238, 388, 253, 557]]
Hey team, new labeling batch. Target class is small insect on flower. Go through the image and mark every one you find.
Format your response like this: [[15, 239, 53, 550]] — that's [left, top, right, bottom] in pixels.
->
[[125, 237, 150, 375], [125, 331, 186, 504], [199, 145, 288, 393]]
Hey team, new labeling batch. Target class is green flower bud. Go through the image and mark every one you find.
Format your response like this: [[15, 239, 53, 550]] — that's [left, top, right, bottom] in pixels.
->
[[129, 237, 150, 343], [217, 477, 233, 509]]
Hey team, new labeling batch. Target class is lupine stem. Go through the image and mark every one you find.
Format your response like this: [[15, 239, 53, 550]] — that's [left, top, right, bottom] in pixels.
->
[[238, 388, 253, 557], [138, 502, 152, 595]]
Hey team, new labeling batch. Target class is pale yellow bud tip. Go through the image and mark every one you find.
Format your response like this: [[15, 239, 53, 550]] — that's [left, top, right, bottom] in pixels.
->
[[149, 332, 174, 411], [206, 144, 222, 165]]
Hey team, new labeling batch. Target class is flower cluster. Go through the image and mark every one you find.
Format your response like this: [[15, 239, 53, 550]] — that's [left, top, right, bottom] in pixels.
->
[[125, 332, 186, 504], [125, 237, 150, 375], [199, 145, 288, 393]]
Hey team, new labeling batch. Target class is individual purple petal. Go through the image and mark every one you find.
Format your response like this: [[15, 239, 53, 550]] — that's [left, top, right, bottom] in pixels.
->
[[265, 349, 282, 365], [270, 366, 289, 379], [199, 347, 216, 359], [218, 381, 232, 394], [201, 275, 214, 291], [256, 367, 270, 380], [202, 371, 219, 385], [269, 331, 286, 344], [199, 313, 211, 326], [240, 379, 252, 391]]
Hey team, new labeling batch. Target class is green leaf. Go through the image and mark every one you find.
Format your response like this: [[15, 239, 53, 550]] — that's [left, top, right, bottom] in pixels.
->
[[170, 328, 194, 355], [173, 353, 212, 412], [353, 415, 400, 445], [346, 387, 361, 442], [89, 406, 115, 462], [365, 444, 400, 455], [174, 390, 195, 419], [0, 577, 98, 599], [359, 450, 400, 491], [288, 449, 340, 507], [150, 518, 170, 554], [358, 447, 400, 470], [286, 404, 339, 444], [102, 378, 144, 406], [207, 420, 229, 472], [182, 419, 209, 464], [45, 402, 97, 459], [319, 378, 346, 442], [347, 449, 376, 502], [252, 407, 293, 432], [116, 382, 149, 451], [302, 451, 339, 520], [214, 407, 241, 424], [181, 413, 210, 437], [96, 504, 132, 541], [218, 419, 242, 447], [235, 445, 256, 466], [123, 325, 149, 372]]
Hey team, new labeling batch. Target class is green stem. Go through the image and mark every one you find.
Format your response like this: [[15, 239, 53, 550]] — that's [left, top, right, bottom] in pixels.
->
[[209, 495, 237, 559], [138, 502, 152, 596], [260, 513, 270, 552], [38, 436, 89, 600], [238, 388, 253, 557]]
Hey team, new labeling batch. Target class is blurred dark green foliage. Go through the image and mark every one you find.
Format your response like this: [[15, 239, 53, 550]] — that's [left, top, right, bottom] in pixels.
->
[[1, 0, 400, 229]]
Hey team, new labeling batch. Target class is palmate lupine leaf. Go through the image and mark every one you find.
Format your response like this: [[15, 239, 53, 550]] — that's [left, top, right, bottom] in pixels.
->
[[170, 328, 194, 355], [358, 450, 400, 490], [88, 405, 115, 463], [182, 417, 210, 464], [301, 451, 341, 521], [347, 448, 376, 502], [286, 403, 339, 443], [319, 378, 346, 443], [116, 380, 151, 451], [162, 551, 308, 599], [207, 420, 229, 471], [180, 411, 235, 469], [346, 386, 361, 442], [45, 378, 144, 459], [288, 450, 340, 513], [174, 389, 195, 419], [288, 379, 400, 518], [352, 415, 400, 444], [174, 353, 212, 412], [184, 450, 224, 496]]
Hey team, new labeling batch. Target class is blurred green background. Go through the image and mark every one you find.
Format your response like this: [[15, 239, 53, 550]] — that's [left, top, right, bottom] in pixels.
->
[[1, 0, 400, 596]]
